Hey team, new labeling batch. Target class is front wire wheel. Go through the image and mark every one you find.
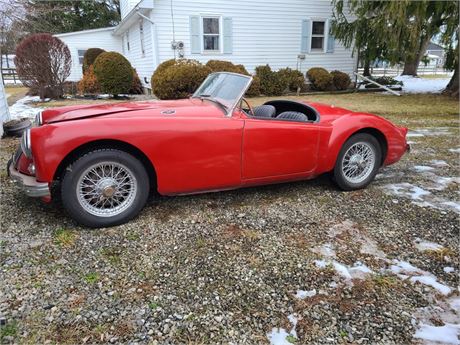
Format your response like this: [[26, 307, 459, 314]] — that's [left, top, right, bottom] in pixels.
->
[[61, 149, 149, 227], [333, 133, 382, 190]]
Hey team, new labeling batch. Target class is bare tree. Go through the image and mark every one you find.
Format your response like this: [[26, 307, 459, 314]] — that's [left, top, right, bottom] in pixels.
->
[[14, 33, 71, 99]]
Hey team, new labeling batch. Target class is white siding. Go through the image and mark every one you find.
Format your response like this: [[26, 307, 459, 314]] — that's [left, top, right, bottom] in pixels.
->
[[121, 0, 142, 19], [55, 29, 123, 81], [121, 16, 155, 88], [151, 0, 356, 75]]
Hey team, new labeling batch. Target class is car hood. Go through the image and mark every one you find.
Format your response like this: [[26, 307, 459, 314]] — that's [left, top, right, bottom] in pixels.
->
[[41, 98, 224, 124]]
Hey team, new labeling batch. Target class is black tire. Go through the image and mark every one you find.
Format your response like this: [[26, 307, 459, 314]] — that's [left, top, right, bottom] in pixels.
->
[[3, 119, 32, 137], [61, 149, 150, 228], [333, 133, 382, 191]]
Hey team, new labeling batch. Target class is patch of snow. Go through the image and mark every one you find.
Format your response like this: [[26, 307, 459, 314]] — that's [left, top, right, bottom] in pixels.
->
[[8, 96, 44, 120], [390, 260, 422, 275], [383, 183, 431, 201], [312, 243, 336, 258], [449, 298, 460, 311], [449, 148, 460, 153], [412, 165, 436, 172], [441, 201, 460, 213], [267, 328, 292, 345], [407, 132, 425, 137], [414, 238, 444, 252], [414, 323, 460, 345], [295, 289, 316, 299], [410, 275, 452, 295], [329, 281, 338, 288], [314, 259, 327, 268], [333, 261, 352, 280], [395, 76, 450, 94], [443, 267, 455, 274], [267, 314, 299, 345], [430, 160, 449, 167]]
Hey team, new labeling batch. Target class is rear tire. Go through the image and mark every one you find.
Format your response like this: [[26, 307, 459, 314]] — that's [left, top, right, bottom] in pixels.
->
[[61, 149, 149, 228], [333, 133, 381, 191]]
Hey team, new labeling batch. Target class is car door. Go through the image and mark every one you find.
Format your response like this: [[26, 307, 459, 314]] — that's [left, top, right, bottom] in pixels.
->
[[241, 115, 320, 180]]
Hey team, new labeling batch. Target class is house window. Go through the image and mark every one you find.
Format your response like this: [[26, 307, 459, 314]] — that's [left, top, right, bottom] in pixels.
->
[[126, 30, 130, 51], [202, 17, 220, 51], [77, 49, 87, 64], [311, 21, 325, 51], [139, 20, 145, 55]]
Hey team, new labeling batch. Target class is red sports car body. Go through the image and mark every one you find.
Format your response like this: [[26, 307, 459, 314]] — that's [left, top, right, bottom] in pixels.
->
[[9, 72, 409, 227]]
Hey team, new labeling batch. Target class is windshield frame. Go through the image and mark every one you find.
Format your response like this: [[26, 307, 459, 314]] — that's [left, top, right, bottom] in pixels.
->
[[192, 72, 253, 117]]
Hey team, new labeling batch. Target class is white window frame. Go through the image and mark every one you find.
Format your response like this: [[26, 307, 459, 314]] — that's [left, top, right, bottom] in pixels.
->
[[201, 15, 222, 54], [126, 30, 130, 52], [310, 19, 327, 53], [139, 19, 145, 56], [77, 49, 87, 65]]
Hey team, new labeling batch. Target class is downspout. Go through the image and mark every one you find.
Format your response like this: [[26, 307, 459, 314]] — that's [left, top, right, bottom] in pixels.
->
[[136, 11, 160, 72]]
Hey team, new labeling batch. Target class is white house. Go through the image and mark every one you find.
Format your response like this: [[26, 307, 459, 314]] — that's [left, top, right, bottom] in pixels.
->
[[55, 0, 356, 91]]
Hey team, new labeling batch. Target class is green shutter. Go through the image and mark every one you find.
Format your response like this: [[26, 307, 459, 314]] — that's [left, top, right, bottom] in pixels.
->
[[301, 19, 311, 53], [326, 19, 335, 53], [223, 17, 233, 54], [190, 15, 200, 54]]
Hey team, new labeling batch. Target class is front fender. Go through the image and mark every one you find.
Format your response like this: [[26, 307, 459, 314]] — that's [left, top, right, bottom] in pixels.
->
[[316, 113, 407, 173]]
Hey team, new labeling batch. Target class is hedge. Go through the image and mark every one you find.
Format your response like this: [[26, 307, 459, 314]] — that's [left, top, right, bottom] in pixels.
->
[[93, 52, 133, 95]]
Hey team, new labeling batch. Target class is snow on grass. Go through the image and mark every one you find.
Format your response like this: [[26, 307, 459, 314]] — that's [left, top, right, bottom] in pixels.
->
[[449, 298, 460, 311], [383, 183, 431, 200], [295, 289, 316, 299], [414, 324, 460, 345], [8, 96, 44, 120], [314, 259, 327, 268], [414, 238, 444, 252], [407, 132, 425, 137], [395, 75, 450, 94], [267, 314, 299, 345], [449, 148, 460, 153]]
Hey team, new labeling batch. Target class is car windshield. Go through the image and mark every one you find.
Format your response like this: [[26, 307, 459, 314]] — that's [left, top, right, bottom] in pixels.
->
[[192, 72, 252, 114]]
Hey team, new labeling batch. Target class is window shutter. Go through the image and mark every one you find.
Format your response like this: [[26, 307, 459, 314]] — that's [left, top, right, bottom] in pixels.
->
[[326, 19, 335, 53], [190, 15, 200, 54], [223, 17, 233, 54], [301, 19, 311, 53]]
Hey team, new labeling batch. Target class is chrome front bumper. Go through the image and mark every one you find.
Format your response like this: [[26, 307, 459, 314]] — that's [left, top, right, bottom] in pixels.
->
[[7, 158, 50, 197]]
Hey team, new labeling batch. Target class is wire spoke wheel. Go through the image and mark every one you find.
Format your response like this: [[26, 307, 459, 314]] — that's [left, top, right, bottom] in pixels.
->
[[341, 142, 376, 184], [76, 161, 138, 217]]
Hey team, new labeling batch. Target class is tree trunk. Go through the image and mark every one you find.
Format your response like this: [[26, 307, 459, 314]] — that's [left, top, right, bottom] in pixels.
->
[[443, 66, 459, 98], [363, 59, 371, 76], [402, 36, 431, 76]]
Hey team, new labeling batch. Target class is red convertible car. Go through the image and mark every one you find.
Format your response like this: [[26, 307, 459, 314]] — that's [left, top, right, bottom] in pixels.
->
[[8, 72, 409, 227]]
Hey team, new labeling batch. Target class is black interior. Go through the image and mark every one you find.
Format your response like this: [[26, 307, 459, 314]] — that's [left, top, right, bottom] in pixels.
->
[[263, 100, 319, 122]]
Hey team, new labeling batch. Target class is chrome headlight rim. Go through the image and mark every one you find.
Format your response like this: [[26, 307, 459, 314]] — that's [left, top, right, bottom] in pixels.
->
[[21, 128, 32, 158], [34, 111, 43, 127]]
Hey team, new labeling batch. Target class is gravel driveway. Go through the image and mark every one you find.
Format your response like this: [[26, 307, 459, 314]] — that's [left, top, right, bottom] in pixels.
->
[[1, 98, 459, 344]]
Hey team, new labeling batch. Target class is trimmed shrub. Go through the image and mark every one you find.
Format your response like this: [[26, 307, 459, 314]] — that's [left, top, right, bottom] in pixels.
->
[[278, 67, 306, 92], [330, 70, 351, 90], [93, 52, 133, 95], [83, 48, 105, 73], [255, 65, 288, 96], [78, 65, 100, 94], [205, 60, 260, 97], [151, 59, 211, 99], [129, 69, 144, 94], [306, 67, 333, 91], [15, 33, 71, 100]]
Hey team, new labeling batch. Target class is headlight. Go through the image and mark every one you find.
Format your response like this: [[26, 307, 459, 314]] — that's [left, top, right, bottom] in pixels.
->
[[34, 111, 43, 127], [21, 129, 32, 158]]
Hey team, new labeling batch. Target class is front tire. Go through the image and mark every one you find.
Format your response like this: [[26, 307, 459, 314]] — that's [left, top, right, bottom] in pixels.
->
[[61, 149, 149, 228], [333, 133, 381, 191]]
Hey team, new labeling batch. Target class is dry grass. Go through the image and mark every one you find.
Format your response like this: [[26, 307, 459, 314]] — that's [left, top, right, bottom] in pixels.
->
[[5, 86, 28, 105], [34, 98, 127, 108]]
